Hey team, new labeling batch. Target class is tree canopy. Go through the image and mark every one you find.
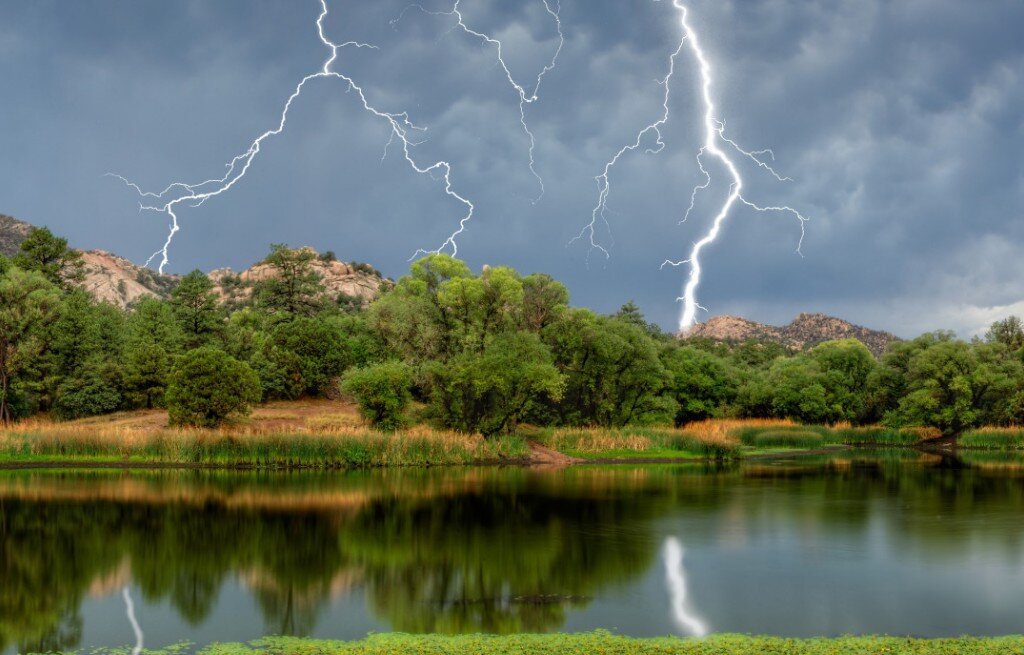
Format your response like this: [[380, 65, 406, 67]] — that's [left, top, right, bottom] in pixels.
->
[[3, 227, 1023, 437]]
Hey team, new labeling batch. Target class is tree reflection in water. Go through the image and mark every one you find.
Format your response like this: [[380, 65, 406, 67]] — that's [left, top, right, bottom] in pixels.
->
[[1, 456, 1023, 651]]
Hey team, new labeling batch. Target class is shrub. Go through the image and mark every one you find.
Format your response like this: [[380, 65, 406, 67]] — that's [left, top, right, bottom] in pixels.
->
[[165, 348, 261, 427], [52, 362, 123, 420], [750, 430, 825, 449], [341, 361, 413, 431]]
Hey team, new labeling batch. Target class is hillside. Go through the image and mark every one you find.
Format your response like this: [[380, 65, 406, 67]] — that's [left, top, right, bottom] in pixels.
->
[[0, 214, 32, 257], [0, 213, 390, 309], [684, 313, 899, 357]]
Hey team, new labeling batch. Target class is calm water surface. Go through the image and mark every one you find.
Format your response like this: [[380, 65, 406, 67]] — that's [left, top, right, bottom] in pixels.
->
[[2, 452, 1024, 652]]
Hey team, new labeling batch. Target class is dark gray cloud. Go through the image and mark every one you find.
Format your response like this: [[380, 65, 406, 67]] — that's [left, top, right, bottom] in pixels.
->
[[1, 0, 1021, 337]]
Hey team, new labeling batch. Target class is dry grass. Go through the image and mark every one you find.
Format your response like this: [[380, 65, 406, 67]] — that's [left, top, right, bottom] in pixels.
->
[[0, 401, 528, 467], [684, 417, 796, 431], [533, 424, 741, 459]]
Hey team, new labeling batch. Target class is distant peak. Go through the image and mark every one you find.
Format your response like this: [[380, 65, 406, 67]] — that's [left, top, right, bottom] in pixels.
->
[[683, 312, 898, 357]]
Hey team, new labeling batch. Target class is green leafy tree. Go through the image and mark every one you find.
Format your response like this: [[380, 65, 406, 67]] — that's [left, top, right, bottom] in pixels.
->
[[543, 310, 670, 426], [662, 345, 737, 426], [249, 344, 305, 401], [37, 290, 126, 410], [733, 367, 776, 418], [272, 316, 351, 396], [165, 347, 261, 427], [986, 316, 1024, 353], [808, 339, 877, 423], [884, 338, 1022, 437], [122, 298, 183, 408], [52, 361, 123, 420], [762, 339, 877, 424], [253, 245, 325, 317], [864, 333, 947, 423], [371, 255, 524, 363], [520, 273, 569, 332], [429, 332, 564, 436], [13, 227, 85, 291], [765, 356, 831, 423], [171, 270, 221, 347], [0, 267, 62, 423], [341, 361, 413, 431], [123, 340, 173, 409]]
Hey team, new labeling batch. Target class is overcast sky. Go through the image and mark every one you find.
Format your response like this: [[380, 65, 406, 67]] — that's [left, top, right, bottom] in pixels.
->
[[1, 0, 1022, 337]]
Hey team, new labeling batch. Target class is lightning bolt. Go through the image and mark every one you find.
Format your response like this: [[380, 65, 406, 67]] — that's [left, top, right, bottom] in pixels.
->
[[660, 1, 810, 332], [391, 1, 565, 203], [575, 1, 809, 327], [110, 0, 474, 273], [570, 24, 686, 260]]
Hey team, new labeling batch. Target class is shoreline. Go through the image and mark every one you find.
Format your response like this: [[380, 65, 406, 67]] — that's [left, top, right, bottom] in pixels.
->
[[1, 442, 1018, 471], [72, 632, 1024, 655]]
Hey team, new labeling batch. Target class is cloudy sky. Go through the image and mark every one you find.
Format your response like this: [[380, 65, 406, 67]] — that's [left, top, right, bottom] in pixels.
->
[[1, 0, 1022, 337]]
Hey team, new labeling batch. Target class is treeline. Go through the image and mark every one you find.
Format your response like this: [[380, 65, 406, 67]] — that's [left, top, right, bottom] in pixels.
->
[[2, 227, 1023, 435]]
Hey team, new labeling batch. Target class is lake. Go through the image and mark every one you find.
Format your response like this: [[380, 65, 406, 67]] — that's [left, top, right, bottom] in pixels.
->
[[2, 451, 1023, 652]]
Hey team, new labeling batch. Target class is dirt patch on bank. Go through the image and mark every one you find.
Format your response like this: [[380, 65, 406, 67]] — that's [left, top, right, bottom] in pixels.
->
[[526, 441, 582, 467]]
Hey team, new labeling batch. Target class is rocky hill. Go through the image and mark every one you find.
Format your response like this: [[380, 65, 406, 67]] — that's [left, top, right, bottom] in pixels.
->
[[209, 255, 390, 309], [684, 313, 898, 357], [1, 213, 390, 309], [0, 214, 32, 257], [79, 250, 179, 307]]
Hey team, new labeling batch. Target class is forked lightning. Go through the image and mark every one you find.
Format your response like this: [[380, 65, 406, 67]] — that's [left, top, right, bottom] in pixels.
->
[[578, 0, 810, 331], [392, 0, 565, 203], [111, 0, 474, 272]]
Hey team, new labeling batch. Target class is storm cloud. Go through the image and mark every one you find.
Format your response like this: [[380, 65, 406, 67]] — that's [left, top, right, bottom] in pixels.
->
[[1, 0, 1021, 337]]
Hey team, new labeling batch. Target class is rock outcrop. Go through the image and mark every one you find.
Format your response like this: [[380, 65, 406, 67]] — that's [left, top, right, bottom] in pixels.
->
[[209, 255, 389, 309], [79, 250, 178, 307], [684, 312, 899, 357], [2, 213, 390, 309], [0, 214, 33, 257]]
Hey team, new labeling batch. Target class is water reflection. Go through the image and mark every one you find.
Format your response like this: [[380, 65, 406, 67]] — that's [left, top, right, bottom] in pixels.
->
[[0, 454, 1023, 651], [663, 538, 707, 636], [121, 587, 143, 655]]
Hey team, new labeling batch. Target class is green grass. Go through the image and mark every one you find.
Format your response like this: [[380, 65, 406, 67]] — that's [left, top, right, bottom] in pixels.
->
[[84, 633, 1024, 655], [829, 426, 924, 446], [960, 428, 1024, 450], [750, 430, 825, 449], [733, 426, 828, 449], [731, 424, 926, 449], [0, 429, 530, 468]]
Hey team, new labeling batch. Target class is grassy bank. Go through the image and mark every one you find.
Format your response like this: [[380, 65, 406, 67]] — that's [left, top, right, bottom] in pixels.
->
[[3, 401, 1023, 468], [529, 423, 742, 460], [125, 633, 1024, 655], [0, 424, 528, 468], [961, 427, 1024, 450]]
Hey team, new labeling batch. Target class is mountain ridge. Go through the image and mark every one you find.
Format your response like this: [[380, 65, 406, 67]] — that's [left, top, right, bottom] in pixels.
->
[[0, 213, 388, 309], [684, 313, 899, 357]]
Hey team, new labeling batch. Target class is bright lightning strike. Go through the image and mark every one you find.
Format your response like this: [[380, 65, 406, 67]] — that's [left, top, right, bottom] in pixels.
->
[[391, 1, 564, 203], [111, 0, 475, 273], [660, 1, 811, 332]]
